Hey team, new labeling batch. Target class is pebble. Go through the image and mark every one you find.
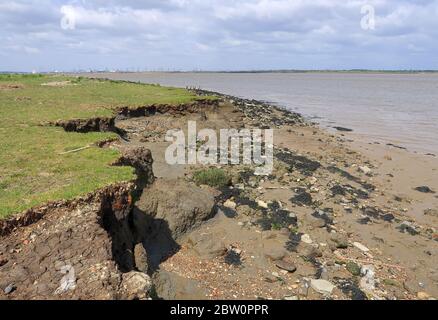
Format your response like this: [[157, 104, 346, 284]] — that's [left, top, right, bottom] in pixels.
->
[[310, 279, 336, 295], [346, 262, 361, 276], [353, 242, 370, 252], [284, 295, 299, 300], [301, 234, 313, 244], [359, 166, 372, 175], [415, 186, 435, 194], [400, 221, 420, 235], [417, 292, 431, 300], [224, 199, 237, 209], [4, 284, 16, 295], [275, 260, 297, 273], [257, 200, 269, 209]]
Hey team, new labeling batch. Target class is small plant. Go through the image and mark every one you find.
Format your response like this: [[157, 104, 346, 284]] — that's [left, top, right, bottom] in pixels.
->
[[193, 168, 231, 188]]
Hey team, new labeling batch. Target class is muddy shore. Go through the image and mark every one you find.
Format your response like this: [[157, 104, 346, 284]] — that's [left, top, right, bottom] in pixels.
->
[[1, 88, 437, 300]]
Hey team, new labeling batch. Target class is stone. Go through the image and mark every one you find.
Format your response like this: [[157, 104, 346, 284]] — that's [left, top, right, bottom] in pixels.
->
[[135, 179, 216, 239], [330, 234, 349, 249], [4, 284, 16, 295], [264, 248, 287, 261], [424, 208, 438, 217], [399, 221, 420, 235], [119, 272, 152, 300], [306, 215, 326, 228], [353, 242, 369, 252], [360, 265, 376, 293], [275, 260, 297, 273], [310, 279, 336, 295], [358, 166, 372, 175], [417, 291, 431, 300], [237, 205, 255, 216], [153, 270, 207, 300], [297, 243, 323, 259], [188, 233, 227, 259], [257, 200, 269, 209], [224, 199, 237, 209], [284, 295, 299, 300], [301, 234, 313, 244], [346, 262, 361, 276], [415, 186, 435, 194], [134, 243, 149, 273]]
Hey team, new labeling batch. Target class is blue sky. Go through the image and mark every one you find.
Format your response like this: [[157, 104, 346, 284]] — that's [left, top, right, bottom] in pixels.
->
[[1, 0, 438, 71]]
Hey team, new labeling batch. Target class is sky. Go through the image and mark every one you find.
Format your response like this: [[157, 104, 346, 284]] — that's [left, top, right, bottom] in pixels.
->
[[1, 0, 438, 72]]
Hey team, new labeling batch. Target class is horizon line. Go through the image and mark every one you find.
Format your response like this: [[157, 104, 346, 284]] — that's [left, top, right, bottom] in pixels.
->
[[2, 69, 438, 74]]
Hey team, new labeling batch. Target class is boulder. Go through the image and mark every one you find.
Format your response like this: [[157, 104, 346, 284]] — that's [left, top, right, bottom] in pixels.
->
[[135, 179, 216, 239], [119, 272, 152, 300]]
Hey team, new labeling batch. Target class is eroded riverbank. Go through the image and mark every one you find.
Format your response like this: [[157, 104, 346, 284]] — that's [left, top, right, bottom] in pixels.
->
[[1, 89, 437, 300]]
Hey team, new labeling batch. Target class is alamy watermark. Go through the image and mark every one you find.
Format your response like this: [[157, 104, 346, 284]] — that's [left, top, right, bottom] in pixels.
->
[[165, 121, 274, 175], [54, 264, 76, 295], [361, 4, 376, 30], [60, 6, 76, 30]]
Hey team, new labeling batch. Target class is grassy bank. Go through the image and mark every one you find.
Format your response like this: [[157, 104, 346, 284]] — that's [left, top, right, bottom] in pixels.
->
[[0, 74, 200, 219]]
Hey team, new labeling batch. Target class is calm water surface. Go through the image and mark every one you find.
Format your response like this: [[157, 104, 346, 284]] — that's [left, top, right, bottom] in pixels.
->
[[91, 72, 438, 154]]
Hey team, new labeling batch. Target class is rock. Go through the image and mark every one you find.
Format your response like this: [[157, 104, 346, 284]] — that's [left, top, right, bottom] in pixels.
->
[[415, 186, 435, 194], [399, 221, 420, 235], [308, 177, 318, 185], [4, 284, 16, 295], [237, 205, 255, 216], [188, 233, 227, 259], [119, 272, 152, 300], [257, 200, 269, 209], [153, 270, 207, 300], [224, 199, 237, 209], [424, 208, 438, 217], [275, 260, 297, 273], [305, 214, 326, 228], [360, 265, 376, 293], [134, 243, 149, 273], [284, 295, 299, 300], [353, 242, 369, 253], [333, 126, 353, 132], [297, 243, 323, 259], [359, 166, 372, 175], [301, 234, 313, 244], [403, 279, 422, 294], [417, 291, 431, 300], [264, 246, 287, 261], [310, 279, 336, 295], [135, 179, 216, 239], [329, 234, 349, 249], [346, 262, 361, 276]]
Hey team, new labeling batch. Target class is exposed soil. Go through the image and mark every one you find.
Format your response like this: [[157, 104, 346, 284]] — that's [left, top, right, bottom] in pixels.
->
[[1, 91, 437, 300]]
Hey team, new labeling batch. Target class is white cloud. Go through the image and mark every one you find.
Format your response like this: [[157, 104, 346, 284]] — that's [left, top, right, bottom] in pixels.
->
[[0, 0, 437, 71]]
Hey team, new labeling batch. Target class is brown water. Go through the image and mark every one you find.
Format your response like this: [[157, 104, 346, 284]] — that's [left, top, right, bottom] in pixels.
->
[[89, 72, 438, 154]]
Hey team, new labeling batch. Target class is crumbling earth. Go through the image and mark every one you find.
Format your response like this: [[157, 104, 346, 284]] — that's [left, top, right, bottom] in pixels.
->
[[1, 91, 437, 300]]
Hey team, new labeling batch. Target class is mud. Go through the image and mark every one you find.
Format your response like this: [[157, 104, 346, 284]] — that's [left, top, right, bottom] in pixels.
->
[[1, 88, 438, 300]]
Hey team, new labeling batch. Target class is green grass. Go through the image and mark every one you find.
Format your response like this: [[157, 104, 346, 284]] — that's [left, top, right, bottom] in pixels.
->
[[0, 74, 202, 219], [193, 168, 231, 188]]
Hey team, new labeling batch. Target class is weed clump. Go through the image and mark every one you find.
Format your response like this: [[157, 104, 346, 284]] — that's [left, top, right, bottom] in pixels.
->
[[193, 168, 231, 188]]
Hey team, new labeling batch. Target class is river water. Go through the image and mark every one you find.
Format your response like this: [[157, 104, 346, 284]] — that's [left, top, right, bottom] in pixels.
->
[[90, 72, 438, 154]]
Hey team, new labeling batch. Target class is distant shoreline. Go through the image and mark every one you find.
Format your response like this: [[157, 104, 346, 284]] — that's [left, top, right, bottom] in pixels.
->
[[2, 70, 438, 75]]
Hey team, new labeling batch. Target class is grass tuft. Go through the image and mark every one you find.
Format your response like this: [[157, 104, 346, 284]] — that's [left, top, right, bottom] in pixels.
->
[[193, 168, 231, 188]]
